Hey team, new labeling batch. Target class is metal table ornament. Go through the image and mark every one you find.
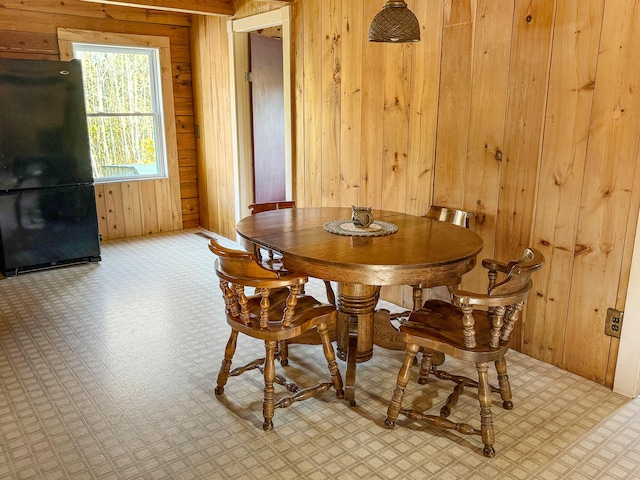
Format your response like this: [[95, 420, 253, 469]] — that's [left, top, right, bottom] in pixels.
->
[[324, 206, 398, 237], [351, 205, 373, 227]]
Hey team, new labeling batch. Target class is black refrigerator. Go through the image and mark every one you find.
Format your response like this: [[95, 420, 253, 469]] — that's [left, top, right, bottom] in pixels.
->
[[0, 57, 101, 277]]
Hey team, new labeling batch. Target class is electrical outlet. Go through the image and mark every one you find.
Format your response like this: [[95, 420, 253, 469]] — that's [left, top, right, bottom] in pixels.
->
[[605, 308, 624, 338]]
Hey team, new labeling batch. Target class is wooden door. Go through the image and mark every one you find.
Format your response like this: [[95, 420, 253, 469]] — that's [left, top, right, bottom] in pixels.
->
[[249, 32, 285, 203]]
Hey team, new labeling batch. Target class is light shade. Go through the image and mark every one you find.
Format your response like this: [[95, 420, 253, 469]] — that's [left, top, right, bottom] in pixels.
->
[[368, 1, 421, 43]]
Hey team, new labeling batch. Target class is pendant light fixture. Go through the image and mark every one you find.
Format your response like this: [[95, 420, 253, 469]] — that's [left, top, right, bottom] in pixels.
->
[[368, 1, 421, 43]]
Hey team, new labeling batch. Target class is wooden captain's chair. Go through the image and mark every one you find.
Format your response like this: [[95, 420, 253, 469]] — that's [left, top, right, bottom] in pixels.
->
[[248, 201, 337, 366], [210, 239, 344, 430], [389, 206, 474, 323], [384, 248, 544, 457], [416, 206, 474, 308], [248, 201, 296, 214]]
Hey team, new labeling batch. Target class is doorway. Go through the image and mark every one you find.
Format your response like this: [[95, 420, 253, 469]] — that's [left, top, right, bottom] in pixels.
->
[[227, 7, 293, 221], [249, 31, 286, 203]]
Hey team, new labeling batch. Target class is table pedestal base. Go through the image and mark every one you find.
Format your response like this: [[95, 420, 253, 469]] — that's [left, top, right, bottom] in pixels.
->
[[335, 284, 378, 405]]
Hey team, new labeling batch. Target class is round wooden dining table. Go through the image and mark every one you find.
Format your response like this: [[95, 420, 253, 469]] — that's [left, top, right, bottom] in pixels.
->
[[235, 207, 483, 405]]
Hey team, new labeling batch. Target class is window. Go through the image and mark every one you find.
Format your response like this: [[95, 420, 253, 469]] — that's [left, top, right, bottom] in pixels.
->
[[58, 29, 177, 186], [72, 44, 167, 182]]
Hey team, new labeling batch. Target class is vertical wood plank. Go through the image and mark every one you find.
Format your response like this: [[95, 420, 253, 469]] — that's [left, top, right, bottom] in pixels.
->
[[320, 0, 342, 206], [212, 17, 235, 239], [563, 0, 640, 385], [339, 0, 363, 207], [139, 180, 160, 235], [191, 15, 235, 239], [496, 0, 554, 262], [432, 0, 476, 208], [191, 15, 212, 232], [120, 181, 144, 237], [525, 0, 605, 365], [302, 0, 322, 207], [155, 179, 174, 232], [461, 0, 514, 291], [93, 184, 109, 240], [380, 42, 412, 212], [404, 0, 444, 217], [291, 0, 305, 205], [103, 183, 126, 239], [359, 0, 385, 209]]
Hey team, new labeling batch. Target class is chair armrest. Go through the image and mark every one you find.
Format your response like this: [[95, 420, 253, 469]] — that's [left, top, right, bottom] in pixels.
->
[[451, 283, 532, 308], [481, 258, 512, 274]]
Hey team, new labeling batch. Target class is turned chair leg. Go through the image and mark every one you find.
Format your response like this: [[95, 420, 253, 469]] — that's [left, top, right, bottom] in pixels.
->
[[385, 343, 420, 428], [476, 362, 495, 457], [417, 350, 433, 385], [215, 329, 239, 395], [494, 356, 513, 410], [262, 340, 277, 431], [277, 340, 289, 366], [412, 285, 423, 311], [317, 321, 344, 399]]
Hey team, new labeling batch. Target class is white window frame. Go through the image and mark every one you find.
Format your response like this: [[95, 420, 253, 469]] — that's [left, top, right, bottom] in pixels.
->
[[72, 43, 168, 182], [57, 29, 178, 185]]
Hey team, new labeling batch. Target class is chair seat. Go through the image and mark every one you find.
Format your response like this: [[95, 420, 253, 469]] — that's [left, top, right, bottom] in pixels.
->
[[401, 300, 509, 363], [227, 291, 336, 342]]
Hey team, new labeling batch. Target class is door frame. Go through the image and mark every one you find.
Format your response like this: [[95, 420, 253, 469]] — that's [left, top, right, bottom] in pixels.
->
[[613, 207, 640, 398], [227, 7, 293, 222]]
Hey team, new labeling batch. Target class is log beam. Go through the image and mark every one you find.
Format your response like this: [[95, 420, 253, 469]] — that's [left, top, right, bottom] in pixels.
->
[[80, 0, 233, 16]]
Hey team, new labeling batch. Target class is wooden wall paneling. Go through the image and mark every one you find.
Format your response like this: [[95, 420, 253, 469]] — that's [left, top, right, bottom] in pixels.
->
[[562, 0, 640, 386], [178, 147, 197, 167], [0, 11, 51, 33], [214, 18, 236, 238], [525, 0, 604, 365], [378, 29, 414, 307], [120, 182, 145, 237], [173, 92, 194, 116], [460, 0, 514, 292], [397, 0, 444, 308], [192, 15, 235, 238], [379, 42, 412, 212], [359, 1, 385, 210], [495, 0, 555, 348], [181, 197, 199, 215], [233, 0, 277, 18], [1, 0, 192, 26], [404, 0, 443, 217], [158, 37, 184, 231], [496, 0, 554, 260], [432, 0, 475, 208], [0, 31, 58, 56], [139, 180, 160, 234], [291, 0, 305, 204], [154, 180, 174, 232], [179, 165, 197, 182], [301, 0, 322, 207], [94, 184, 110, 240], [172, 39, 195, 225], [338, 0, 363, 207], [103, 183, 127, 239], [191, 16, 213, 232], [320, 0, 342, 207]]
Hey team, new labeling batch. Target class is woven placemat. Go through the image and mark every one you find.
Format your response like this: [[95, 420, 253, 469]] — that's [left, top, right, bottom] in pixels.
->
[[323, 219, 398, 237]]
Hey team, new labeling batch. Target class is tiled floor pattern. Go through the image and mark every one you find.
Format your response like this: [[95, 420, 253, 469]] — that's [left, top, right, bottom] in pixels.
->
[[0, 229, 639, 480]]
